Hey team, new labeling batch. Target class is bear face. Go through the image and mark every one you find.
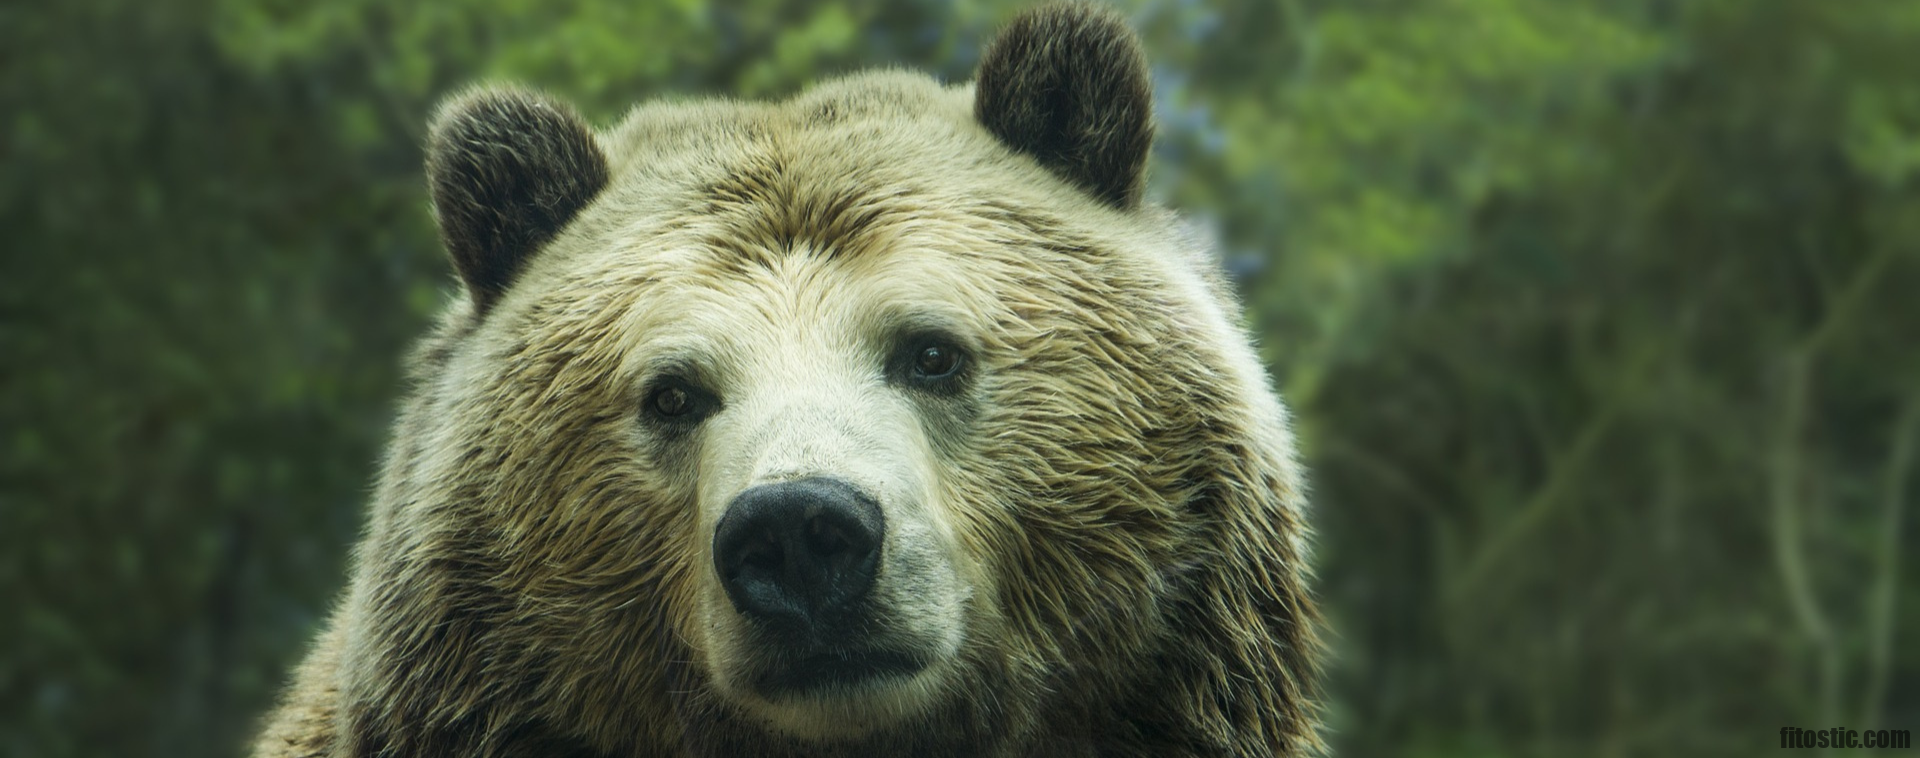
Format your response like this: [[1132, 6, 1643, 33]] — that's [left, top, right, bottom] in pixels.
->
[[258, 4, 1321, 757]]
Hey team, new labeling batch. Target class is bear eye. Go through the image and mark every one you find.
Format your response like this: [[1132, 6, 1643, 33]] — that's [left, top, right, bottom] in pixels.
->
[[913, 344, 961, 379], [652, 385, 691, 417], [891, 332, 971, 395], [643, 378, 716, 426]]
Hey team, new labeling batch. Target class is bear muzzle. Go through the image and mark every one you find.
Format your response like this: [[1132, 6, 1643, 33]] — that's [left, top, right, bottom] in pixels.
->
[[714, 477, 885, 631], [713, 477, 931, 694]]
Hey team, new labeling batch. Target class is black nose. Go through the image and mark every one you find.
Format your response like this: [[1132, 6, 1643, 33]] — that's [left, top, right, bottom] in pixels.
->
[[713, 477, 885, 636]]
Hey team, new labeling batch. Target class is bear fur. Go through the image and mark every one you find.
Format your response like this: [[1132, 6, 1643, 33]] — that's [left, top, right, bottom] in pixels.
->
[[253, 4, 1322, 756]]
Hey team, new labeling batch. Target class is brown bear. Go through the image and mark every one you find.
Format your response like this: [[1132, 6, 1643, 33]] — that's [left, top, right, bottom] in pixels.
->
[[253, 3, 1322, 756]]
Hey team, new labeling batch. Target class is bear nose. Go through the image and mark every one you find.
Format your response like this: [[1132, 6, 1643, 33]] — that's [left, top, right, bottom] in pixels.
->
[[713, 477, 885, 636]]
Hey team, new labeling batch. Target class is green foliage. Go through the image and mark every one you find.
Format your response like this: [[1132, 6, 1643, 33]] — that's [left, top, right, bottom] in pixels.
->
[[4, 1, 1915, 757]]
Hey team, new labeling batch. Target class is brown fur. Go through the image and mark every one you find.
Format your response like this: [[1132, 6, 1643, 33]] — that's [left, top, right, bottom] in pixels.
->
[[255, 4, 1322, 757], [427, 86, 609, 313], [975, 2, 1154, 208]]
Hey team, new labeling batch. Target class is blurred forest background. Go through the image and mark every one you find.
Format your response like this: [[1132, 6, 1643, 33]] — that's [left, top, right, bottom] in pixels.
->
[[5, 0, 1918, 756]]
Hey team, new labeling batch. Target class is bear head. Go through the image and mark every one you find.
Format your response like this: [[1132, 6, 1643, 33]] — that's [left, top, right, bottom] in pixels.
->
[[335, 3, 1320, 756]]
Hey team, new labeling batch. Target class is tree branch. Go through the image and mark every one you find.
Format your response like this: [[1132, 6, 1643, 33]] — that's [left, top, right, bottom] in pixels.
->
[[1860, 394, 1918, 730]]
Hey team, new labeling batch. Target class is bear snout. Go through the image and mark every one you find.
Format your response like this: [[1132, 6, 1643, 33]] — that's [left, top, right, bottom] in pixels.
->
[[713, 477, 886, 640]]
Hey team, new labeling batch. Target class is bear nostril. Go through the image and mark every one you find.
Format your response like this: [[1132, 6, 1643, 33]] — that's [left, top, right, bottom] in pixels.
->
[[729, 533, 784, 578], [713, 477, 885, 634], [805, 512, 860, 557]]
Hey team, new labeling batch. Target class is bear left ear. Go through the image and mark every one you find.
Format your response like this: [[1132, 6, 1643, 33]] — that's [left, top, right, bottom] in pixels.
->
[[426, 86, 609, 313], [975, 2, 1154, 209]]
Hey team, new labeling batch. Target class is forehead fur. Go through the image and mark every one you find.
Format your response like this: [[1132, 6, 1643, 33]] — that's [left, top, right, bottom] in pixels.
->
[[588, 71, 1152, 270], [449, 70, 1220, 379]]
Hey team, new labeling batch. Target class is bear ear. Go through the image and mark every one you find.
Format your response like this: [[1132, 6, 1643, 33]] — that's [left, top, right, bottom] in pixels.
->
[[974, 2, 1154, 209], [425, 86, 609, 312]]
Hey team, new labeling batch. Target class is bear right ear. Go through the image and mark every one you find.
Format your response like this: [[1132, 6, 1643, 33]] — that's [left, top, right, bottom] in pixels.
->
[[974, 2, 1154, 209], [425, 86, 609, 312]]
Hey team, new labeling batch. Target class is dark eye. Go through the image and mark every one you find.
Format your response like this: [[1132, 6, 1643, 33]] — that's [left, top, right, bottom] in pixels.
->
[[651, 385, 691, 417], [913, 344, 961, 379], [644, 378, 715, 426], [892, 333, 971, 395]]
